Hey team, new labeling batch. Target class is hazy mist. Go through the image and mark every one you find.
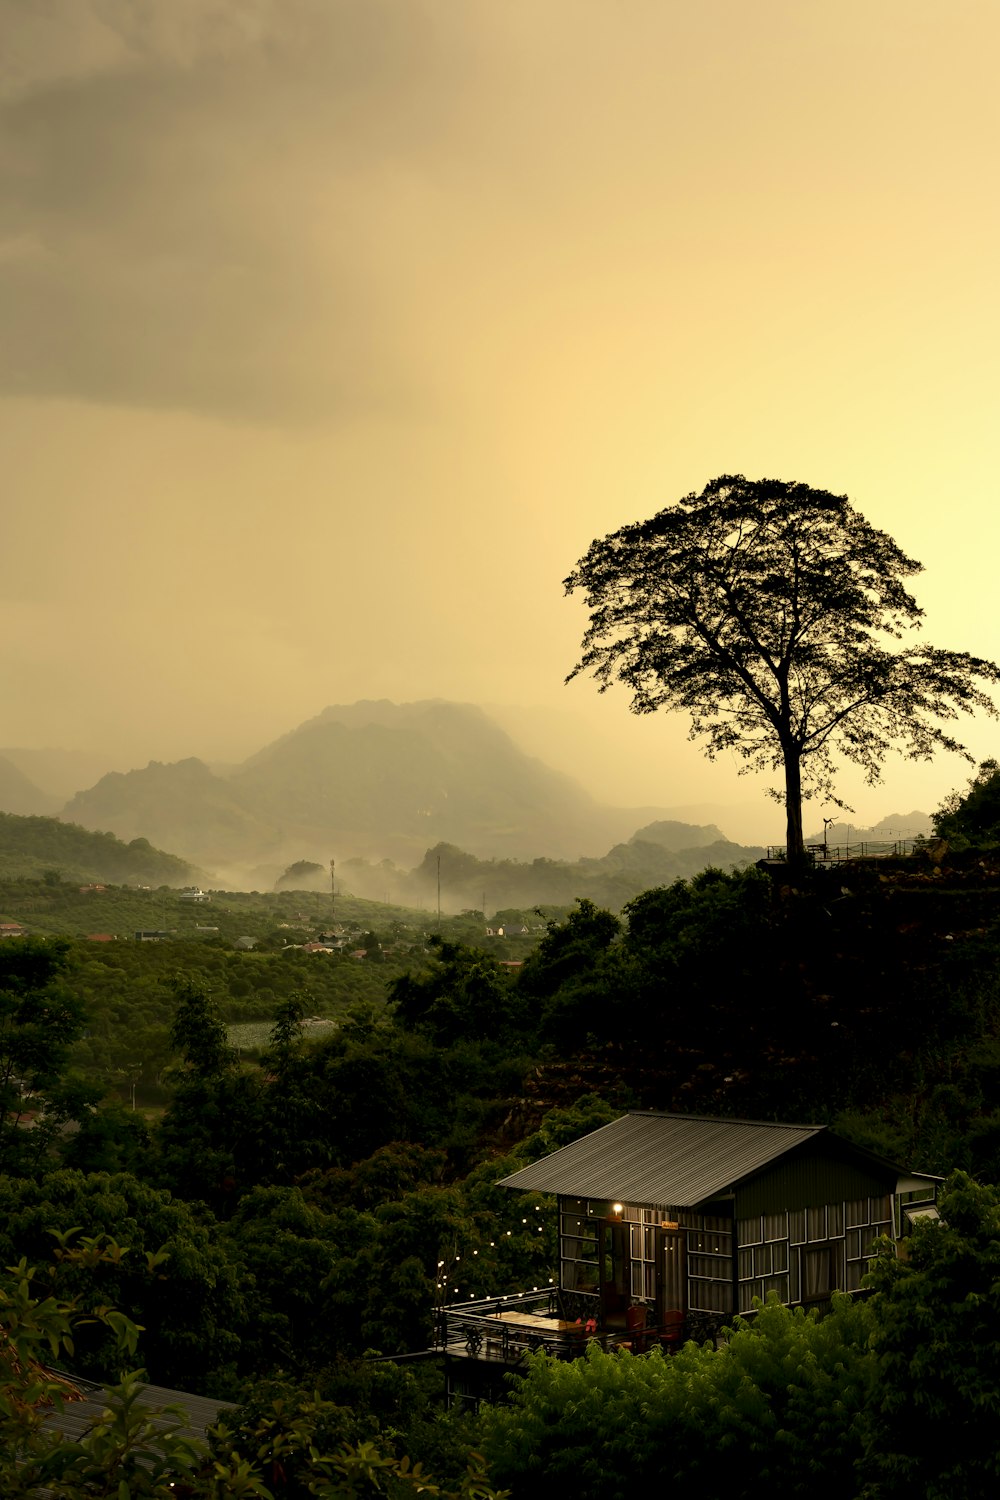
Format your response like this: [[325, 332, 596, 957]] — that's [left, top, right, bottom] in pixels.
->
[[3, 1, 999, 846]]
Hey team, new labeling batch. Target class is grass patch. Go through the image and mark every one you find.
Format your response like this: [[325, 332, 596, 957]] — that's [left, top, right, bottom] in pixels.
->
[[228, 1018, 338, 1052]]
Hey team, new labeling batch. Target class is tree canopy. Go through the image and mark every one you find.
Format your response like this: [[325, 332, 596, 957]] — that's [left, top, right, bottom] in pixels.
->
[[565, 475, 1000, 861], [0, 938, 85, 1175], [863, 1172, 1000, 1499], [932, 759, 1000, 849]]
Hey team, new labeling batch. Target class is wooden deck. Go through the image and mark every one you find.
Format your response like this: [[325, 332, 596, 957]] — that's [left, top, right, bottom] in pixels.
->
[[436, 1291, 667, 1364]]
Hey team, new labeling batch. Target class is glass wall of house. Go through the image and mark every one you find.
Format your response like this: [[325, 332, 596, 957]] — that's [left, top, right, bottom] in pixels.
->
[[559, 1199, 667, 1307], [558, 1198, 734, 1319], [736, 1194, 892, 1313], [559, 1198, 603, 1296], [684, 1213, 733, 1314]]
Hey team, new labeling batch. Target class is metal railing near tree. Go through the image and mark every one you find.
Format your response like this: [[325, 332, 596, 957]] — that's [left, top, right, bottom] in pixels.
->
[[766, 838, 922, 862]]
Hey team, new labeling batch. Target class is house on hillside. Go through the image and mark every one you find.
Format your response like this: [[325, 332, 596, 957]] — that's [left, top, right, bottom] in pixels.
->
[[436, 1111, 939, 1406]]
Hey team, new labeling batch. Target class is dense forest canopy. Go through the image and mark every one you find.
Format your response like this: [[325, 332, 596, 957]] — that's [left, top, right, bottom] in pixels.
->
[[5, 768, 1000, 1494]]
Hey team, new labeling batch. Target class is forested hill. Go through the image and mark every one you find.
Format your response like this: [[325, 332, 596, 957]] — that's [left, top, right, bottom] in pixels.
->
[[6, 818, 1000, 1492], [338, 823, 767, 911], [0, 812, 201, 886]]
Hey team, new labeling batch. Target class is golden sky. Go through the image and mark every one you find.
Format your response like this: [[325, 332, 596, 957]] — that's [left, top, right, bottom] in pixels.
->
[[2, 0, 998, 842]]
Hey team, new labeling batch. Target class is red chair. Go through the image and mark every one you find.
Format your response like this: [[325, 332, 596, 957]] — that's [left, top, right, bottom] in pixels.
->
[[621, 1304, 649, 1352], [659, 1309, 686, 1352]]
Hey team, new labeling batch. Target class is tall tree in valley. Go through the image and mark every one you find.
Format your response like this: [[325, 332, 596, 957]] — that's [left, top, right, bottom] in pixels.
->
[[565, 475, 1000, 862], [0, 938, 85, 1174], [155, 980, 262, 1207]]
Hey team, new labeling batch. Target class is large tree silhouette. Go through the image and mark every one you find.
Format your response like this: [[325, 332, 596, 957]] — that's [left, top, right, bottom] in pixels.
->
[[565, 475, 1000, 862]]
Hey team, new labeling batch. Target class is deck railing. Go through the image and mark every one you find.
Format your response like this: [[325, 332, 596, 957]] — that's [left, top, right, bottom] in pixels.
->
[[436, 1290, 667, 1363], [436, 1290, 571, 1363], [766, 839, 922, 862]]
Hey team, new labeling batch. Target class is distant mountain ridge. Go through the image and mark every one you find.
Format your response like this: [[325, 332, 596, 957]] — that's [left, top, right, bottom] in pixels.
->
[[334, 829, 768, 913], [4, 702, 932, 895], [63, 756, 286, 871], [61, 700, 678, 877]]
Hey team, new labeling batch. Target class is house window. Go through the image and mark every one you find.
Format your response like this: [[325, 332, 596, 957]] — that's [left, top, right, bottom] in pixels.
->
[[629, 1223, 657, 1300], [739, 1215, 763, 1246], [764, 1212, 787, 1241], [801, 1243, 845, 1302], [687, 1214, 732, 1314], [740, 1200, 873, 1312], [807, 1206, 827, 1241], [560, 1211, 601, 1295], [692, 1278, 731, 1314]]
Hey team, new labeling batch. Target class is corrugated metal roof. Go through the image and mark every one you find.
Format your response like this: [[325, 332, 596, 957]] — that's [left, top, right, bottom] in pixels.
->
[[41, 1372, 232, 1445], [498, 1112, 825, 1207]]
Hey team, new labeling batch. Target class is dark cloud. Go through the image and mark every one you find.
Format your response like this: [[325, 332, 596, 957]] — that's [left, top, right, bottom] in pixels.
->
[[0, 0, 489, 420]]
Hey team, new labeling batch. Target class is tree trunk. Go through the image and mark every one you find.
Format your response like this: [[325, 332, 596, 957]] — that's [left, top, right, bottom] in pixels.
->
[[783, 748, 806, 865]]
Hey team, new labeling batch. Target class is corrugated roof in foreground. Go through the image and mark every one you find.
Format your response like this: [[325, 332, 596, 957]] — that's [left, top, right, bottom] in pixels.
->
[[41, 1372, 232, 1446], [498, 1112, 825, 1207]]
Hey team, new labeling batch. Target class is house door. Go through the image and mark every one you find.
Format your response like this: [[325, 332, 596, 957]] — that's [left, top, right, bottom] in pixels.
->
[[601, 1220, 630, 1328], [656, 1226, 687, 1329]]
